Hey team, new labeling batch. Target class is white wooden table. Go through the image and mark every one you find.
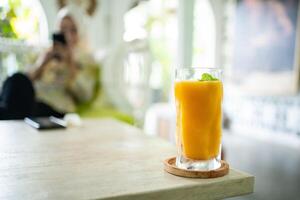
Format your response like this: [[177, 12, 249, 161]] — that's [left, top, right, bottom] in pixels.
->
[[0, 119, 254, 200]]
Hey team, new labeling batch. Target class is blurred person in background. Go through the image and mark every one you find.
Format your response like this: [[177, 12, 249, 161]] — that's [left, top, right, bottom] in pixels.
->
[[0, 5, 99, 120]]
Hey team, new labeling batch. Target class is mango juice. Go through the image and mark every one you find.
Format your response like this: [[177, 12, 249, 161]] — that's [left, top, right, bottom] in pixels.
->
[[175, 80, 223, 160]]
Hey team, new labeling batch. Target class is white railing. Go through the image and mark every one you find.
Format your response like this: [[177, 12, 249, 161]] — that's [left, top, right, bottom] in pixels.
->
[[0, 37, 45, 53]]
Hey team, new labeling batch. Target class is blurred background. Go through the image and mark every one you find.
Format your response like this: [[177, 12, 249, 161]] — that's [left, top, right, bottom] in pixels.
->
[[1, 0, 300, 199]]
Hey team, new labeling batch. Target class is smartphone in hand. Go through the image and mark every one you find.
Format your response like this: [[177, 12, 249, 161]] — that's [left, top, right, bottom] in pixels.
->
[[52, 32, 67, 61]]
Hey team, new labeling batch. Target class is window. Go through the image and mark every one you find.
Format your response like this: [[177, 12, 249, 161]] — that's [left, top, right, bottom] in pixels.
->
[[0, 0, 48, 43], [0, 0, 48, 83], [124, 0, 178, 101]]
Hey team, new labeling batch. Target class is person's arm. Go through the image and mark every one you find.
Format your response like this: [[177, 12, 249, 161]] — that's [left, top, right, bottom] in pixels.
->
[[60, 46, 98, 104], [63, 46, 79, 85], [29, 49, 54, 81]]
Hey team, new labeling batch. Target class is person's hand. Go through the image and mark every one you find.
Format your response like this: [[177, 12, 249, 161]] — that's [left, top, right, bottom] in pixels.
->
[[41, 48, 56, 65], [53, 44, 75, 65]]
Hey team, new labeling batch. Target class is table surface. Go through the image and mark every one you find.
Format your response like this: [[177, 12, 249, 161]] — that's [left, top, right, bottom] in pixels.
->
[[0, 119, 254, 200]]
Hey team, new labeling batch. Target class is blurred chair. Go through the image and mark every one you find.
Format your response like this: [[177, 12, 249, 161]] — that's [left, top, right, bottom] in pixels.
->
[[144, 102, 176, 142]]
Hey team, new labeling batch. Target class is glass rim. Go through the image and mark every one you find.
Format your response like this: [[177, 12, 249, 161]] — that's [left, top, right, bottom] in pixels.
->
[[175, 67, 222, 72]]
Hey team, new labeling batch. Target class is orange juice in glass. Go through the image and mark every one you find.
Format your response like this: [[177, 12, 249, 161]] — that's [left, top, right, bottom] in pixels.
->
[[175, 68, 223, 170]]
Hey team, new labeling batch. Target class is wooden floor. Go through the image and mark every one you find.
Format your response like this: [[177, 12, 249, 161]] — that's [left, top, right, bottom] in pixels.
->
[[223, 132, 300, 200]]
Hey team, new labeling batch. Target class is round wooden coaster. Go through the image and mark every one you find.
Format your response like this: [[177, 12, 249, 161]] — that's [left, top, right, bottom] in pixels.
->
[[164, 157, 229, 178]]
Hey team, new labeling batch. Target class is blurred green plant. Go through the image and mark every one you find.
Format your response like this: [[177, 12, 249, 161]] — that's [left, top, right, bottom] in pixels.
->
[[0, 0, 20, 38], [0, 0, 39, 40]]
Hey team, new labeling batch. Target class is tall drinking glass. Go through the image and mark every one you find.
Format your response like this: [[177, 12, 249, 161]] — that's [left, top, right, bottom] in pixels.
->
[[175, 68, 223, 171]]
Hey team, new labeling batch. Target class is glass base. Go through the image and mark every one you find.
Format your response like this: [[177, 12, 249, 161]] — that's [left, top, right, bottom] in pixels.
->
[[176, 155, 221, 171]]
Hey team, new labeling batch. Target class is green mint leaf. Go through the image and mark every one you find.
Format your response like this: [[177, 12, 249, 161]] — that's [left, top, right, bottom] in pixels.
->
[[199, 73, 218, 81]]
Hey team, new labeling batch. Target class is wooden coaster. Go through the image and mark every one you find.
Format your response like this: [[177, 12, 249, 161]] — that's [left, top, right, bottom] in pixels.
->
[[164, 157, 229, 178]]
